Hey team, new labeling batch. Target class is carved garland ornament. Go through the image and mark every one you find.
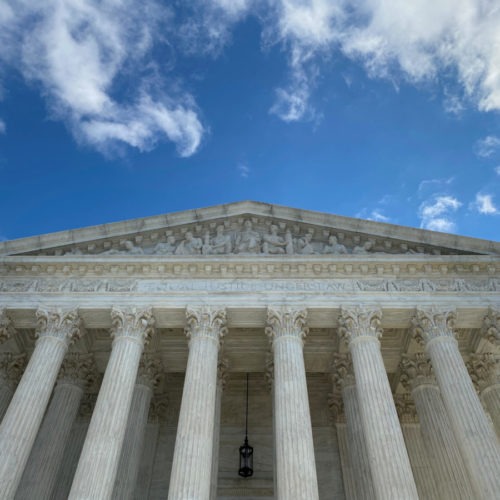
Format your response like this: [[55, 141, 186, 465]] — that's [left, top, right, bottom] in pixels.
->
[[331, 353, 355, 391], [482, 307, 500, 346]]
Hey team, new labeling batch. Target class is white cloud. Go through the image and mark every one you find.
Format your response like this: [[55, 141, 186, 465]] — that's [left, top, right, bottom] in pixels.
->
[[369, 210, 390, 223], [0, 0, 204, 156], [471, 193, 499, 215], [475, 135, 500, 158], [237, 163, 250, 178], [0, 119, 5, 134], [419, 195, 462, 232]]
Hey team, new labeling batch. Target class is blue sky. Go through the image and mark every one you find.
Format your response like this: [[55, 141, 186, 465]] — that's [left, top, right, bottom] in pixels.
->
[[0, 0, 499, 242]]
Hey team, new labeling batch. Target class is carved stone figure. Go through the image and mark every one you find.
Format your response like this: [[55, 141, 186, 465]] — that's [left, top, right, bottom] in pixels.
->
[[284, 229, 294, 254], [175, 231, 202, 255], [323, 235, 347, 255], [262, 225, 287, 254], [153, 236, 177, 255], [352, 240, 373, 254], [297, 233, 315, 255], [235, 220, 261, 253], [122, 240, 144, 255], [210, 225, 232, 254]]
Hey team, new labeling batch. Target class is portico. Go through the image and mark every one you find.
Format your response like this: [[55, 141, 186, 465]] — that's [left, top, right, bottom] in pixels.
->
[[0, 201, 498, 499]]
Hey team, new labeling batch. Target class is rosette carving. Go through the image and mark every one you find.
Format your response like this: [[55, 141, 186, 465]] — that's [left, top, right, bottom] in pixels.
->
[[265, 307, 308, 343], [399, 353, 435, 390], [110, 307, 155, 344], [35, 308, 84, 346], [137, 354, 163, 389], [185, 307, 227, 343], [338, 306, 382, 343], [0, 353, 27, 390], [0, 309, 15, 344], [482, 307, 500, 346], [411, 308, 456, 346], [58, 353, 96, 388], [467, 353, 499, 392]]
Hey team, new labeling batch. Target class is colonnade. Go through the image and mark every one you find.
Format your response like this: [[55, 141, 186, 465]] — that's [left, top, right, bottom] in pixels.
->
[[0, 305, 499, 499]]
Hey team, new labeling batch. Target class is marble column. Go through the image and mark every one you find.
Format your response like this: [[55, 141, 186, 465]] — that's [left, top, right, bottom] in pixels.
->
[[0, 308, 84, 500], [331, 353, 375, 499], [210, 357, 228, 500], [468, 353, 500, 437], [0, 353, 26, 420], [412, 307, 500, 499], [394, 394, 439, 500], [168, 307, 227, 500], [16, 353, 96, 500], [338, 306, 418, 499], [400, 353, 473, 499], [266, 307, 319, 500], [112, 354, 163, 500], [69, 307, 155, 500]]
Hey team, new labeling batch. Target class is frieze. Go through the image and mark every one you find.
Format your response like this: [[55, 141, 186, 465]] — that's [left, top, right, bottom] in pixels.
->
[[23, 217, 472, 257], [0, 277, 500, 294]]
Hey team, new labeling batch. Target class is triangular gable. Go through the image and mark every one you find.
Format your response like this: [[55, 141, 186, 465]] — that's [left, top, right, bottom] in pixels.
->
[[0, 201, 498, 256]]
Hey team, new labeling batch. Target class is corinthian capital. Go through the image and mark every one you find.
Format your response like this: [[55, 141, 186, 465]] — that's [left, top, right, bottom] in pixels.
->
[[0, 309, 15, 344], [137, 354, 163, 389], [110, 307, 155, 345], [411, 307, 456, 346], [338, 306, 382, 344], [265, 307, 308, 344], [36, 308, 85, 346], [467, 353, 499, 392], [217, 356, 230, 390], [0, 353, 27, 389], [399, 353, 435, 391], [482, 307, 500, 346], [331, 353, 355, 391], [327, 392, 344, 423], [58, 353, 96, 388], [185, 307, 227, 344]]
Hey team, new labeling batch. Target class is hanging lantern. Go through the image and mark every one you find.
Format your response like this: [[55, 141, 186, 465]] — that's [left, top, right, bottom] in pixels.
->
[[238, 373, 254, 477]]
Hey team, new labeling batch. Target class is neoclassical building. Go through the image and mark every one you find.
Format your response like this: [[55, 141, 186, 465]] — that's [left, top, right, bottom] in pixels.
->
[[0, 201, 499, 500]]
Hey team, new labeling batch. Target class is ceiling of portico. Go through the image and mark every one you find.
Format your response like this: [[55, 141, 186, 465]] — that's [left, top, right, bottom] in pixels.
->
[[1, 201, 498, 257]]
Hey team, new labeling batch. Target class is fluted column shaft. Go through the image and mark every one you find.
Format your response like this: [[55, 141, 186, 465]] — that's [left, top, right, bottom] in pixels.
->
[[336, 423, 356, 500], [339, 307, 418, 499], [168, 307, 227, 500], [0, 381, 13, 421], [210, 358, 228, 500], [267, 307, 319, 500], [0, 308, 83, 500], [332, 354, 375, 499], [481, 384, 500, 436], [413, 383, 473, 498], [413, 309, 500, 499], [16, 382, 84, 499], [69, 307, 154, 500], [401, 354, 473, 499], [112, 356, 162, 500]]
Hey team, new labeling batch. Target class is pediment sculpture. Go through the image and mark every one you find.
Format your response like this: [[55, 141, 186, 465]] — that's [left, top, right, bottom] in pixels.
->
[[59, 219, 443, 257]]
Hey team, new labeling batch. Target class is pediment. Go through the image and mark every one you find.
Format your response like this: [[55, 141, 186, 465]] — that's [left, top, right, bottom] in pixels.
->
[[0, 201, 498, 257]]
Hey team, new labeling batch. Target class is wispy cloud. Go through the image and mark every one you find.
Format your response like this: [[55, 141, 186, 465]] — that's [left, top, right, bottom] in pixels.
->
[[495, 166, 500, 176], [418, 177, 454, 193], [237, 163, 250, 178], [419, 195, 462, 232], [356, 207, 392, 223], [470, 193, 499, 215], [0, 119, 5, 134], [0, 0, 204, 156], [475, 136, 500, 158]]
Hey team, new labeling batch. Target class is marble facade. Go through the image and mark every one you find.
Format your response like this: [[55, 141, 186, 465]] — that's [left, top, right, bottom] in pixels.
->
[[0, 201, 498, 500]]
